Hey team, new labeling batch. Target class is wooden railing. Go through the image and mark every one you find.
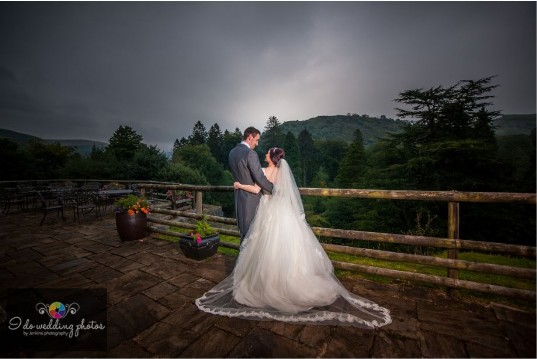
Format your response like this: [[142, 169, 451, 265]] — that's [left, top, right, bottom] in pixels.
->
[[3, 179, 534, 300], [0, 179, 138, 189], [141, 182, 536, 301], [3, 179, 533, 300]]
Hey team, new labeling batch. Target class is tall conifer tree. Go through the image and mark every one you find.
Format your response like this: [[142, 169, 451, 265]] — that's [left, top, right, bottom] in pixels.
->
[[282, 131, 301, 184], [336, 129, 365, 188]]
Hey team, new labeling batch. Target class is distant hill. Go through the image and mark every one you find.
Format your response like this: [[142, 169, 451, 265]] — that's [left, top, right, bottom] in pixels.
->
[[492, 114, 536, 136], [276, 113, 535, 147], [0, 128, 41, 143], [279, 114, 406, 147], [0, 129, 107, 156], [43, 139, 107, 156], [2, 112, 534, 156]]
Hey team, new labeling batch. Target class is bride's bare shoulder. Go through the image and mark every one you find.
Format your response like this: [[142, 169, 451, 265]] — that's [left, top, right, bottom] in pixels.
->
[[264, 167, 277, 181]]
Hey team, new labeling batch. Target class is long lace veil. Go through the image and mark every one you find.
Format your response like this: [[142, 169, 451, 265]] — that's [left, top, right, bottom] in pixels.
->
[[195, 158, 392, 328], [272, 159, 305, 219]]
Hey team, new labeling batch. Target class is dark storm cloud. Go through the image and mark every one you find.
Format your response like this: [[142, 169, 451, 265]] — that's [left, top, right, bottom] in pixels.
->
[[0, 66, 17, 83], [0, 2, 535, 151]]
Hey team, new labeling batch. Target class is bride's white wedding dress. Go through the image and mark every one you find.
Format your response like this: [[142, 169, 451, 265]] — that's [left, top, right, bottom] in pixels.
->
[[195, 159, 391, 328]]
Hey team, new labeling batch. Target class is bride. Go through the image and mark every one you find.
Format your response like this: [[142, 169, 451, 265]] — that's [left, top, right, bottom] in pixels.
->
[[195, 147, 391, 328]]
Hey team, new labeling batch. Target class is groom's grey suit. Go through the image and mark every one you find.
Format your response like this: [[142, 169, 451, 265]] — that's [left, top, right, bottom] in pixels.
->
[[229, 143, 273, 243]]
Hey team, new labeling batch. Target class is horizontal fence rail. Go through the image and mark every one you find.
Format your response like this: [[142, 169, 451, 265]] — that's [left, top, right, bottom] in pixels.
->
[[321, 243, 536, 280], [0, 179, 138, 187], [136, 182, 537, 204], [311, 228, 536, 258], [138, 182, 535, 301], [299, 188, 537, 204]]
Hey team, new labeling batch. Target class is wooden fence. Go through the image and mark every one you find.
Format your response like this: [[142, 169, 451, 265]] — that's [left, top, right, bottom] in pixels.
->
[[3, 178, 533, 300], [137, 182, 536, 301]]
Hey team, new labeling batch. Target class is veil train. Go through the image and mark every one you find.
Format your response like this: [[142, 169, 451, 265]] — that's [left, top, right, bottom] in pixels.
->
[[195, 159, 391, 328]]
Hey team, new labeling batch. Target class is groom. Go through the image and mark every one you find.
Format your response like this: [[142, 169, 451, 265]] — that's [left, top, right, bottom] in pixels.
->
[[229, 126, 273, 244]]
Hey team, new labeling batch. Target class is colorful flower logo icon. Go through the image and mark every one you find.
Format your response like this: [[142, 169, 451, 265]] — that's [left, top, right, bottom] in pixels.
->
[[48, 302, 66, 319], [36, 301, 80, 319]]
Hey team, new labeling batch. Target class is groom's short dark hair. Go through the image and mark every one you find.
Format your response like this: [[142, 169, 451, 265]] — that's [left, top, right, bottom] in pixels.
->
[[243, 127, 261, 140]]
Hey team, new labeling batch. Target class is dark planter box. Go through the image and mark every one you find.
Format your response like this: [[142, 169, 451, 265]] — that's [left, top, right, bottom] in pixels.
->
[[178, 233, 220, 260]]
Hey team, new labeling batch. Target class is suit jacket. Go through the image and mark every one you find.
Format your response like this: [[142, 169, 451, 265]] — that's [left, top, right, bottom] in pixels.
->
[[228, 143, 273, 240]]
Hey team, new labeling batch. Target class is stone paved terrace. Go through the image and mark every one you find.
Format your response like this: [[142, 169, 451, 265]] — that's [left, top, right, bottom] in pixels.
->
[[0, 210, 535, 358]]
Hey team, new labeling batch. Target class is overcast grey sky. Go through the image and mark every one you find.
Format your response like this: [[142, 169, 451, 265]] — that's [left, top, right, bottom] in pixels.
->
[[0, 1, 535, 151]]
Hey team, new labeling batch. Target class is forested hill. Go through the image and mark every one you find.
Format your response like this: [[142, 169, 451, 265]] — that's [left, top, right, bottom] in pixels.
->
[[492, 114, 536, 136], [0, 129, 107, 156], [1, 113, 534, 154], [279, 113, 535, 147], [0, 128, 41, 142], [279, 115, 405, 147], [43, 139, 108, 156]]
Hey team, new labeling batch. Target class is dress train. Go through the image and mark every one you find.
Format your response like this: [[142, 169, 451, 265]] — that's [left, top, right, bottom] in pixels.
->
[[195, 160, 391, 328]]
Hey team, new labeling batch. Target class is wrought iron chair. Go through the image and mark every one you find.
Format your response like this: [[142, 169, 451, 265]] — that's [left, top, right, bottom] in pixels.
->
[[2, 187, 27, 214], [17, 184, 37, 211], [73, 189, 102, 223], [37, 191, 65, 225]]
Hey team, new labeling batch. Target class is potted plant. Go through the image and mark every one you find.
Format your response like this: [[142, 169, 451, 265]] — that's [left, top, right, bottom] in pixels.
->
[[178, 216, 220, 260], [114, 194, 150, 241]]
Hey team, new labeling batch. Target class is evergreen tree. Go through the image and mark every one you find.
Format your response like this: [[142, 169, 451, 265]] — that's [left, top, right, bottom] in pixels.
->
[[132, 144, 169, 180], [261, 115, 284, 151], [395, 76, 500, 145], [173, 138, 181, 152], [173, 144, 227, 185], [25, 140, 74, 179], [222, 128, 243, 169], [173, 137, 189, 151], [207, 123, 224, 163], [391, 76, 502, 191], [310, 166, 330, 188], [189, 121, 208, 145], [297, 129, 318, 186], [336, 129, 366, 188], [282, 131, 301, 184], [107, 125, 143, 161], [160, 162, 208, 185], [172, 137, 190, 163], [316, 140, 349, 184], [368, 76, 525, 244]]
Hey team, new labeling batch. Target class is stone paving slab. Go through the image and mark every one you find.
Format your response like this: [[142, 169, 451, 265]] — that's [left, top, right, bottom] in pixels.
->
[[0, 211, 535, 358]]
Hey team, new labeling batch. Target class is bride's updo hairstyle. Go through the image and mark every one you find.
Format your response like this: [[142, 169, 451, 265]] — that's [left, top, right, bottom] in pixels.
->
[[269, 147, 285, 166]]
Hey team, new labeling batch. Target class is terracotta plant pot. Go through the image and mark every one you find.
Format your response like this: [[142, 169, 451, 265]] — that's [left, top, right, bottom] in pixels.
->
[[115, 212, 147, 241], [178, 233, 220, 260]]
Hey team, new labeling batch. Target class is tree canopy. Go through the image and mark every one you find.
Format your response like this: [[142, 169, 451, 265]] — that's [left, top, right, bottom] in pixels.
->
[[1, 77, 533, 245], [107, 125, 143, 161]]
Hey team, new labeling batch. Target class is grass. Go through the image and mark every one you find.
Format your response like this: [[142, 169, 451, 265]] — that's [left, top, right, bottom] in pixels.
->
[[327, 250, 535, 289], [154, 225, 535, 310], [327, 249, 535, 310]]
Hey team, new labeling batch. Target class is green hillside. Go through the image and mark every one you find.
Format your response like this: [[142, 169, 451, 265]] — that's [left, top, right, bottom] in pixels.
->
[[493, 114, 536, 136], [277, 113, 535, 147], [279, 114, 406, 147], [0, 129, 107, 156], [1, 112, 534, 156], [0, 129, 41, 143]]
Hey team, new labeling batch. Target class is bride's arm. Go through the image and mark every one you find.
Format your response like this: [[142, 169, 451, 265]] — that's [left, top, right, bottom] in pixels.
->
[[234, 181, 261, 194]]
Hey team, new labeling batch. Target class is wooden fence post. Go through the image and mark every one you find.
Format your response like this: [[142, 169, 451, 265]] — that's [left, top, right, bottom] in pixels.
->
[[195, 191, 203, 215], [447, 201, 460, 296]]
